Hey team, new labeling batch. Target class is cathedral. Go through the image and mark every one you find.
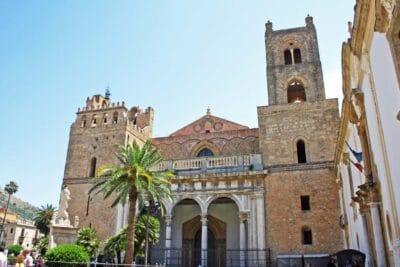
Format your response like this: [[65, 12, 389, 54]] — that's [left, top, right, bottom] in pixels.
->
[[59, 16, 344, 266]]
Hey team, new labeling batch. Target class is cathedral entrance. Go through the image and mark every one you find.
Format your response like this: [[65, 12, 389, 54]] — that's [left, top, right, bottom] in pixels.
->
[[182, 215, 226, 267]]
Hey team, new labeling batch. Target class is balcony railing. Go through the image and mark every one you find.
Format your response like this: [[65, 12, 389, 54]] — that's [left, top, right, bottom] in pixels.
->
[[151, 154, 263, 175]]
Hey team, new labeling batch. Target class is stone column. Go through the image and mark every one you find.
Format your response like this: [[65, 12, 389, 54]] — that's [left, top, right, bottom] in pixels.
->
[[201, 214, 208, 267], [239, 213, 247, 267], [369, 203, 387, 267], [393, 239, 400, 267], [164, 215, 172, 265], [360, 214, 373, 267]]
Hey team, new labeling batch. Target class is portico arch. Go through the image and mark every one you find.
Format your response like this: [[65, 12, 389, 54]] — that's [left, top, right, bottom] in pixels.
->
[[204, 194, 244, 213]]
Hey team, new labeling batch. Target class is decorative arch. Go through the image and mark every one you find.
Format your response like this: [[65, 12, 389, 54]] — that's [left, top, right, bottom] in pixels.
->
[[285, 77, 308, 103], [204, 194, 244, 213], [190, 140, 220, 158], [169, 196, 205, 216]]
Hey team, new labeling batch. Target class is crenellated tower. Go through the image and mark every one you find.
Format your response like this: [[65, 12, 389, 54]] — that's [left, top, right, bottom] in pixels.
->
[[62, 93, 154, 239]]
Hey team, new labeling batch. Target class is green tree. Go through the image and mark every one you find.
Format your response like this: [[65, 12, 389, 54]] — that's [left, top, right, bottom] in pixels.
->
[[90, 140, 173, 264], [35, 236, 49, 255], [7, 244, 23, 256], [1, 181, 18, 243], [34, 204, 56, 236], [76, 227, 101, 257], [103, 215, 160, 263]]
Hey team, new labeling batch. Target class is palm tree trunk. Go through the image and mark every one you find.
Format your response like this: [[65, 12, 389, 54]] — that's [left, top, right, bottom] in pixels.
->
[[124, 187, 138, 264]]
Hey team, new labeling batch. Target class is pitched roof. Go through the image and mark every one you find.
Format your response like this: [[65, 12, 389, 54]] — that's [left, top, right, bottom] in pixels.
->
[[169, 113, 249, 137]]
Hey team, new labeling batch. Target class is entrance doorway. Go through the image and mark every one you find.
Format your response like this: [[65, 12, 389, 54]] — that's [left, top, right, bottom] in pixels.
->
[[182, 215, 226, 267]]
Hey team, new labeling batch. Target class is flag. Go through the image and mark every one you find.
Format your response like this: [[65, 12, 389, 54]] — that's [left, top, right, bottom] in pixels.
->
[[346, 141, 363, 163], [350, 159, 363, 173]]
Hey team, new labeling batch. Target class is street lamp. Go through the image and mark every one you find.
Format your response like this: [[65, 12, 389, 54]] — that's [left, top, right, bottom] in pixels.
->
[[142, 201, 160, 267]]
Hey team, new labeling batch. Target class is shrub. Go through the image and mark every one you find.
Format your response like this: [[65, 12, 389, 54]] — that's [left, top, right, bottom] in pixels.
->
[[76, 227, 100, 257], [7, 244, 23, 256], [45, 244, 89, 267]]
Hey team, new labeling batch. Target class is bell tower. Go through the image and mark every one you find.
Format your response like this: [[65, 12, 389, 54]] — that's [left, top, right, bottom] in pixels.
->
[[265, 15, 325, 105]]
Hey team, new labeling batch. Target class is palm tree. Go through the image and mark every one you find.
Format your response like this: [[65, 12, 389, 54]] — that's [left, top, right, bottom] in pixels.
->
[[90, 140, 174, 264], [34, 204, 57, 236], [1, 181, 18, 226], [76, 227, 101, 257]]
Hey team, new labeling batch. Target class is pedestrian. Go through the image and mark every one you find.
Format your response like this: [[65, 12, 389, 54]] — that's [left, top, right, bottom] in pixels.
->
[[15, 252, 25, 267], [0, 247, 7, 267], [36, 255, 44, 267], [22, 249, 34, 267]]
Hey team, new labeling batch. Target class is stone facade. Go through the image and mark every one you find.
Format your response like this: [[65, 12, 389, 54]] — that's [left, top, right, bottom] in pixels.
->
[[59, 16, 344, 265], [62, 94, 153, 240], [336, 0, 400, 266]]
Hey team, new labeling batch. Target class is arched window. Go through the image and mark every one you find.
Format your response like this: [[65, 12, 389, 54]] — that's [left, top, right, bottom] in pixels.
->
[[287, 81, 306, 103], [81, 116, 87, 127], [91, 115, 97, 126], [113, 111, 118, 124], [103, 113, 108, 124], [302, 226, 312, 245], [296, 140, 307, 163], [89, 157, 97, 178], [294, 48, 302, 63], [197, 148, 214, 157], [284, 49, 292, 65]]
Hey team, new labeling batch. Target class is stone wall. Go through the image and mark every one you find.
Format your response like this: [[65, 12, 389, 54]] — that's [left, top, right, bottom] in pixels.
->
[[258, 99, 339, 167], [265, 167, 343, 254]]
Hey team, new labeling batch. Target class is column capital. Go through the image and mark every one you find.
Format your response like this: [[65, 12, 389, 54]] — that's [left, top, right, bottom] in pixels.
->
[[200, 214, 208, 225], [164, 215, 172, 225], [239, 212, 249, 222]]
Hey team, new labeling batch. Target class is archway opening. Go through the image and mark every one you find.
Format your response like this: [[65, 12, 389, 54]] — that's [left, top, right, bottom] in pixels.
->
[[287, 81, 306, 103], [296, 140, 307, 163], [197, 148, 214, 157], [284, 49, 292, 65], [294, 48, 302, 63]]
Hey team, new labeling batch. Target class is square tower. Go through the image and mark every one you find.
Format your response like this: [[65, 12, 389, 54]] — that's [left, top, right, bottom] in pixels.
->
[[265, 15, 325, 105]]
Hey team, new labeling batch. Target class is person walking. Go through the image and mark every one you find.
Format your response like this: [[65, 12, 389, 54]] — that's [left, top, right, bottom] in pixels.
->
[[0, 247, 7, 267], [15, 252, 25, 267], [22, 249, 34, 267]]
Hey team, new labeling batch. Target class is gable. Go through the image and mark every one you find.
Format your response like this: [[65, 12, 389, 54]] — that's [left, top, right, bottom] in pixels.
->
[[170, 114, 249, 136]]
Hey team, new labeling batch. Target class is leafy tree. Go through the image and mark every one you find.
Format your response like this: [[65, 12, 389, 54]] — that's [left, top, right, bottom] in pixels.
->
[[1, 181, 18, 238], [45, 244, 89, 267], [90, 140, 173, 264], [7, 244, 23, 256], [76, 227, 101, 257], [103, 215, 160, 263], [35, 236, 49, 255], [34, 204, 56, 236]]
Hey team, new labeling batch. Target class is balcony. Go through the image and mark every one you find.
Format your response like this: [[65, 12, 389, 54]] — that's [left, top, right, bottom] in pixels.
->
[[152, 154, 263, 176]]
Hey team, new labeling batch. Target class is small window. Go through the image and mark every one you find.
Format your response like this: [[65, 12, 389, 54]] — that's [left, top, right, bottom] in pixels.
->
[[21, 228, 25, 237], [294, 48, 302, 63], [10, 228, 13, 234], [302, 227, 312, 245], [103, 114, 108, 124], [301, 195, 310, 211], [92, 115, 97, 126], [89, 157, 97, 178], [81, 116, 87, 127], [113, 112, 118, 124], [284, 50, 292, 65], [197, 148, 214, 157], [296, 140, 307, 163]]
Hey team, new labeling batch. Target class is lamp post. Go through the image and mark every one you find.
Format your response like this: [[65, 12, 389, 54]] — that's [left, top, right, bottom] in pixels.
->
[[143, 201, 160, 267]]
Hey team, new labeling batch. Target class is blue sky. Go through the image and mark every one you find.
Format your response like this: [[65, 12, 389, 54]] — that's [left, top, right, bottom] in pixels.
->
[[0, 1, 355, 207]]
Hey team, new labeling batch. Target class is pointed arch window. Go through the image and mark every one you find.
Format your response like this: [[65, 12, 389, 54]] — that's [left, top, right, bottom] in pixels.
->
[[294, 48, 302, 63], [89, 157, 97, 177], [296, 140, 307, 163], [284, 50, 292, 65], [197, 148, 214, 157]]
